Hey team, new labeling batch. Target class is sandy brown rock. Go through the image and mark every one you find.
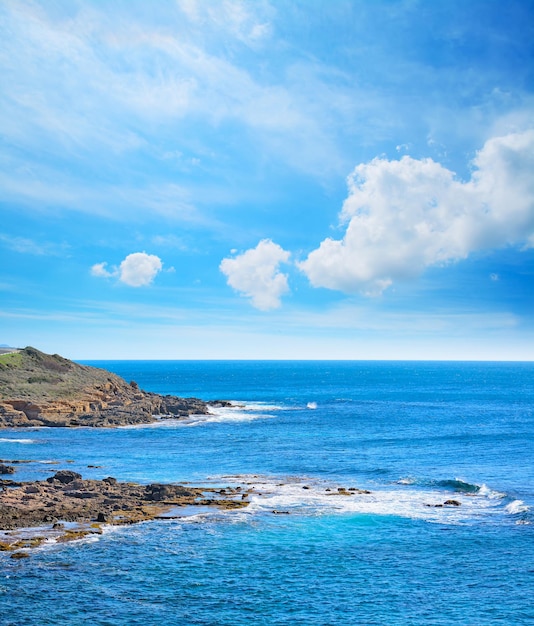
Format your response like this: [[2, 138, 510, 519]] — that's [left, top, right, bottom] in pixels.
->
[[0, 347, 220, 428], [0, 471, 248, 538]]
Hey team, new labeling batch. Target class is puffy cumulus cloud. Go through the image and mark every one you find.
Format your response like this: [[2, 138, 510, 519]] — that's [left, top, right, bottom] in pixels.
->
[[91, 252, 163, 287], [220, 239, 290, 310], [119, 253, 163, 287], [299, 130, 534, 295]]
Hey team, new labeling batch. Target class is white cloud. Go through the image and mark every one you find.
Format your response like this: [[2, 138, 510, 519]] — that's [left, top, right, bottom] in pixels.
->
[[91, 252, 163, 287], [119, 252, 163, 287], [299, 130, 534, 295], [220, 239, 290, 310], [90, 262, 116, 279]]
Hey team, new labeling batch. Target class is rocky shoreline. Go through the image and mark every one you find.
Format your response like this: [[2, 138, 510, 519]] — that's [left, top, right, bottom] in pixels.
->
[[0, 470, 249, 558], [0, 347, 232, 428], [0, 348, 251, 558]]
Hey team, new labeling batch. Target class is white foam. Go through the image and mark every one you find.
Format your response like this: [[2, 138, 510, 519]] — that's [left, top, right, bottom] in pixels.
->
[[0, 438, 37, 444], [121, 418, 186, 430], [210, 474, 511, 525], [478, 484, 506, 499], [120, 402, 280, 430], [306, 402, 317, 410], [182, 402, 283, 426], [397, 477, 416, 485], [505, 500, 530, 515], [236, 401, 285, 411]]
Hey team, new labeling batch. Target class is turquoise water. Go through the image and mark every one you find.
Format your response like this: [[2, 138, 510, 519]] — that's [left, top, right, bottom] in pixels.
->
[[1, 361, 533, 624]]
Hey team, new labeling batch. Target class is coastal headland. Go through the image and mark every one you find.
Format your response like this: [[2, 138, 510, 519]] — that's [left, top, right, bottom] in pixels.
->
[[0, 347, 230, 428], [0, 347, 245, 555]]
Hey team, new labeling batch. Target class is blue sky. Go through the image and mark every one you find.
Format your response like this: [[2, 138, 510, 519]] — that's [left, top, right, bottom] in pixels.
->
[[1, 0, 533, 360]]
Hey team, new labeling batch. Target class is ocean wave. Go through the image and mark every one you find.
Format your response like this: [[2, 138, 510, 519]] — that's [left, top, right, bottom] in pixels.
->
[[397, 477, 416, 485], [434, 478, 481, 493], [121, 403, 279, 429], [0, 438, 38, 444], [207, 474, 512, 525], [184, 405, 277, 427], [396, 476, 508, 501], [477, 484, 507, 499], [396, 476, 481, 492], [505, 500, 530, 515], [234, 401, 285, 411]]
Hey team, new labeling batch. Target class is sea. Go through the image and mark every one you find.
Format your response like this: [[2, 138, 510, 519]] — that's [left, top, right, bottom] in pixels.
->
[[1, 360, 533, 625]]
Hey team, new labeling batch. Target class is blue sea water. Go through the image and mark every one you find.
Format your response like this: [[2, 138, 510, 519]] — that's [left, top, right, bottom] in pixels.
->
[[1, 361, 533, 625]]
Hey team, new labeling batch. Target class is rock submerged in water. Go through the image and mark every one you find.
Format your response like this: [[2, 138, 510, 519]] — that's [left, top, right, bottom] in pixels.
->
[[425, 499, 462, 508], [0, 347, 229, 428]]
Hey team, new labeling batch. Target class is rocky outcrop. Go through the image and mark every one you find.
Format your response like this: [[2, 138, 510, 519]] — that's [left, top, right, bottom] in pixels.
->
[[0, 471, 248, 534], [0, 347, 228, 428]]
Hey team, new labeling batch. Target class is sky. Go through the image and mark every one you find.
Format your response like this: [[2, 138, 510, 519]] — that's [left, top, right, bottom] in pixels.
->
[[1, 0, 533, 360]]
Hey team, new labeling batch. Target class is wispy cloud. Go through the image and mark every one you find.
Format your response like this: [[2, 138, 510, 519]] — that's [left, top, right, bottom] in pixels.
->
[[0, 233, 69, 256]]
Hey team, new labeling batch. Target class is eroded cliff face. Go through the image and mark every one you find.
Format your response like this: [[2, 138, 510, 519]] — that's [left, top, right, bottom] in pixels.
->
[[0, 347, 212, 427]]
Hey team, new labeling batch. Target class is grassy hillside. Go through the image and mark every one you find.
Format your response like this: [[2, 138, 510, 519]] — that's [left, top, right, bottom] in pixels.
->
[[0, 346, 130, 401]]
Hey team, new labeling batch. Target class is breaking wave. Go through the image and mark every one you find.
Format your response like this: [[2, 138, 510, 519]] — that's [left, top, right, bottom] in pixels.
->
[[207, 474, 522, 526], [505, 500, 530, 515], [434, 478, 481, 493], [121, 402, 281, 429]]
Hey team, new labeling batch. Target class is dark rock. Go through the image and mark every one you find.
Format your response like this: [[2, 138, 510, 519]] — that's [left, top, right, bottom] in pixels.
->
[[144, 484, 194, 501], [47, 470, 82, 484], [96, 512, 108, 523], [444, 499, 461, 506], [0, 464, 15, 475]]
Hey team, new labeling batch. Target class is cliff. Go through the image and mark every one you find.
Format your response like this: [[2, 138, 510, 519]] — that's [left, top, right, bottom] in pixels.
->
[[0, 347, 218, 428]]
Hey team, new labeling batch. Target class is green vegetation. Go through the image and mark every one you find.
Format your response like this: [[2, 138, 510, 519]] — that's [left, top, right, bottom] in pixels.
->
[[27, 375, 62, 385], [0, 351, 23, 368], [0, 346, 119, 401]]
